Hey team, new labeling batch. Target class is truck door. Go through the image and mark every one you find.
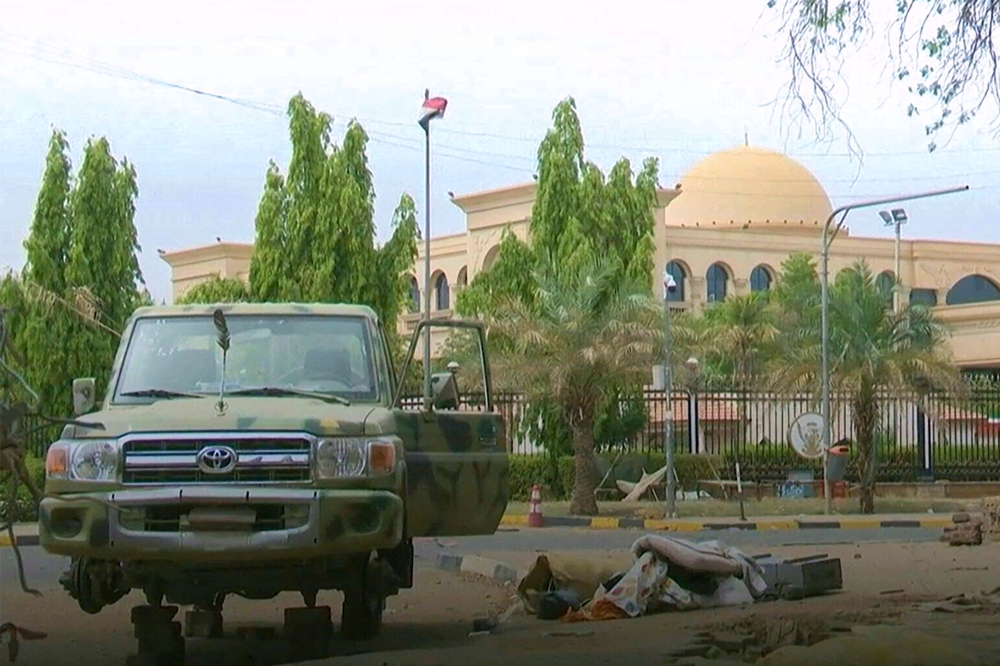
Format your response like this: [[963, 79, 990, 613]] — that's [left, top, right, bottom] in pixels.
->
[[391, 320, 510, 537]]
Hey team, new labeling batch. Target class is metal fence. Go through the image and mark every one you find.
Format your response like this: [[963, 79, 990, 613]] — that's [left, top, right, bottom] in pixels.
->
[[20, 415, 63, 459], [404, 388, 1000, 484]]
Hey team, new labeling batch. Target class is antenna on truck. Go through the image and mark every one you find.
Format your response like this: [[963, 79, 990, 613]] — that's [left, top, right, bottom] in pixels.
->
[[213, 308, 230, 415]]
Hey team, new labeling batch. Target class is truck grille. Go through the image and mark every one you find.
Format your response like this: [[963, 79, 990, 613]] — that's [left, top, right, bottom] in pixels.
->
[[122, 435, 312, 485], [117, 503, 310, 532]]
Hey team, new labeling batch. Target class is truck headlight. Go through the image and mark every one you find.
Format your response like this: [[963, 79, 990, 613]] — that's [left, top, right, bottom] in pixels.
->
[[46, 440, 118, 482], [315, 438, 397, 479]]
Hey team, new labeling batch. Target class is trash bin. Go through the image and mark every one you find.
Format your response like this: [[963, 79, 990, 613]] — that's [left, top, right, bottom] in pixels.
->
[[827, 445, 850, 482]]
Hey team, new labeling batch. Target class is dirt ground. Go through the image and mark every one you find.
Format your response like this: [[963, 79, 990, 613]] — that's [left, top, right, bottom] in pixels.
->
[[0, 567, 509, 666], [3, 542, 1000, 666], [321, 541, 1000, 666]]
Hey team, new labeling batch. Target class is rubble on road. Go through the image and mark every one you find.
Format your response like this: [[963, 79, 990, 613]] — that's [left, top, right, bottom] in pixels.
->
[[915, 585, 1000, 613], [982, 497, 1000, 541], [755, 624, 983, 665], [942, 513, 984, 546], [516, 534, 770, 623]]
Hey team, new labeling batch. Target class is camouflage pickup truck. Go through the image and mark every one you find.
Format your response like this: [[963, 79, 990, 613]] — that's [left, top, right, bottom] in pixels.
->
[[39, 303, 509, 664]]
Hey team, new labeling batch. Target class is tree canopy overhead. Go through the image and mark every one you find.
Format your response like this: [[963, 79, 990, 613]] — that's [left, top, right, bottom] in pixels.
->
[[768, 0, 999, 153]]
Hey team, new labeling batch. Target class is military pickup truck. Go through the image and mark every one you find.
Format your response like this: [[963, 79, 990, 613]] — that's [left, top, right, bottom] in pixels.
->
[[39, 303, 509, 664]]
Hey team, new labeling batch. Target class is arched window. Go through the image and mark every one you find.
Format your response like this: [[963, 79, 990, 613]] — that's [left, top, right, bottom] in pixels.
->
[[434, 273, 450, 311], [408, 276, 420, 313], [482, 245, 500, 272], [909, 288, 938, 308], [706, 263, 729, 303], [876, 271, 895, 309], [749, 265, 773, 293], [946, 274, 1000, 306], [457, 266, 468, 289], [665, 261, 687, 302]]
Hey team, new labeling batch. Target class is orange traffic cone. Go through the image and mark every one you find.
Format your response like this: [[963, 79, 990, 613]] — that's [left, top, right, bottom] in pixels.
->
[[527, 483, 544, 528]]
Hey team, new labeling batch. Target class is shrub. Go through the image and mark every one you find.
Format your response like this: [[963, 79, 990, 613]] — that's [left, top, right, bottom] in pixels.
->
[[509, 451, 724, 500], [0, 454, 45, 523]]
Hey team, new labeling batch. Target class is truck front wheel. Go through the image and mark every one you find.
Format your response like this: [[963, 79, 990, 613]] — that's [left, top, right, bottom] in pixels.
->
[[340, 555, 387, 641]]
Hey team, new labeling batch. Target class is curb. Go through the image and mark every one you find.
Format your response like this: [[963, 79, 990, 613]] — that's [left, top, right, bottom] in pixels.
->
[[435, 553, 521, 585], [0, 534, 40, 548], [499, 514, 956, 532]]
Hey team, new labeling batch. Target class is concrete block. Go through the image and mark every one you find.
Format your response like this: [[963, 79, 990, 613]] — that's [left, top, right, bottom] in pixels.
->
[[459, 555, 520, 583], [435, 553, 463, 572]]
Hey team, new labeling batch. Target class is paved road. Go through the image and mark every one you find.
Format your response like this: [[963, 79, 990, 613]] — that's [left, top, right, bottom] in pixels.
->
[[412, 525, 941, 566], [3, 526, 939, 592], [3, 526, 940, 593], [0, 526, 945, 665]]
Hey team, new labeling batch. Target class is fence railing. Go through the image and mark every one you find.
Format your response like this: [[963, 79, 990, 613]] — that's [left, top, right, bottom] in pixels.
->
[[400, 388, 1000, 484]]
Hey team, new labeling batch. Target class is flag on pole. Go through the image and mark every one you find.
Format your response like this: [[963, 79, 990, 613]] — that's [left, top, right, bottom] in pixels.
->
[[419, 89, 448, 130]]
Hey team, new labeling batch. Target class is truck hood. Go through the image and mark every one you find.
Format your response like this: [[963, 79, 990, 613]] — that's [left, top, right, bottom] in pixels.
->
[[66, 397, 379, 439]]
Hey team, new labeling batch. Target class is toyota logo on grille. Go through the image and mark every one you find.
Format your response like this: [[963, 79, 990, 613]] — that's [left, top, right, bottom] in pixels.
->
[[196, 445, 237, 475]]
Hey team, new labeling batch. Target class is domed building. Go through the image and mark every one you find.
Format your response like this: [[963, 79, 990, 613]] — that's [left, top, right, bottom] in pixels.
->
[[664, 145, 833, 229], [161, 144, 1000, 373]]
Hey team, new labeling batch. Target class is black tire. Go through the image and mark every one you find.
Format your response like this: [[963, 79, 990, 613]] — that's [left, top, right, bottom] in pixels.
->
[[340, 558, 385, 641]]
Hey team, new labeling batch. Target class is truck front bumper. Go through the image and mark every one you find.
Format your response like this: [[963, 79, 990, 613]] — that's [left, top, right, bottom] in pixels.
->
[[38, 486, 404, 562]]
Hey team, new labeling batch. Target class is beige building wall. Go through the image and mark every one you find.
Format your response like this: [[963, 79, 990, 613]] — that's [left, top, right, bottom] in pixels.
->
[[160, 146, 1000, 371]]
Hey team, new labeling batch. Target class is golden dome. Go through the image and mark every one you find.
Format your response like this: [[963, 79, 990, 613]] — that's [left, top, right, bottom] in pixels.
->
[[664, 145, 833, 229]]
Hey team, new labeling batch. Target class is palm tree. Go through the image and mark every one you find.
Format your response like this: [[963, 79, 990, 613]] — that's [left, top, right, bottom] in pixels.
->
[[770, 260, 960, 513], [487, 252, 662, 515], [699, 291, 781, 391]]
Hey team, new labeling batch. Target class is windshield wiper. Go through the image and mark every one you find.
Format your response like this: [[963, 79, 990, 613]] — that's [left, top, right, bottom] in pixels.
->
[[227, 386, 351, 405], [120, 389, 205, 399]]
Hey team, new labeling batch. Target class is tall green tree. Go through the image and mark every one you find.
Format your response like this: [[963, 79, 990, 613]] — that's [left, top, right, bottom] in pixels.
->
[[246, 94, 418, 327], [453, 97, 663, 512], [15, 130, 75, 415], [23, 130, 73, 293], [769, 259, 959, 513], [62, 137, 143, 405]]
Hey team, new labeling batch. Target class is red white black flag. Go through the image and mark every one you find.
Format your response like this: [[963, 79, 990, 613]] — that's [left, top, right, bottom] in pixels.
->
[[419, 90, 448, 130]]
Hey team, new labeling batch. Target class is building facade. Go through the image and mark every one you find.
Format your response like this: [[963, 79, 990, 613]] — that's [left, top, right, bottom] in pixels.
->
[[161, 145, 1000, 372]]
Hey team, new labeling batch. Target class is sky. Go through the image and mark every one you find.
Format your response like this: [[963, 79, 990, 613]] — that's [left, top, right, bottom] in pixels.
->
[[2, 0, 998, 304]]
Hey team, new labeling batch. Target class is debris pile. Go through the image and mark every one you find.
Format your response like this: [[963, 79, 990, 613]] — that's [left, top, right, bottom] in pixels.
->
[[941, 512, 984, 546], [516, 534, 768, 623], [666, 617, 850, 664], [982, 497, 1000, 541], [915, 585, 1000, 613]]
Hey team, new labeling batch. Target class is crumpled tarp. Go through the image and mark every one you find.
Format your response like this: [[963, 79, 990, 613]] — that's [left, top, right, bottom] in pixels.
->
[[562, 534, 768, 622]]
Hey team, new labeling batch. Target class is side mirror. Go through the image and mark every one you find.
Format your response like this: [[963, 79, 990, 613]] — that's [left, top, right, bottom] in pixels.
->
[[72, 378, 96, 415], [430, 371, 459, 410]]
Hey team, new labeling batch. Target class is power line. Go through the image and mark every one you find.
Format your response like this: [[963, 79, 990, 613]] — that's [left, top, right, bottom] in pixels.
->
[[4, 30, 999, 186]]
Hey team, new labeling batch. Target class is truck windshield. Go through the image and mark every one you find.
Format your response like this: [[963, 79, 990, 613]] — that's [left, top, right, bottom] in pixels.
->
[[113, 314, 379, 403]]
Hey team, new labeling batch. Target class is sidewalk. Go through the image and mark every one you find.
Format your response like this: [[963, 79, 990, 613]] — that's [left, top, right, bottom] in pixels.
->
[[0, 523, 41, 548], [500, 512, 956, 531], [502, 497, 970, 531]]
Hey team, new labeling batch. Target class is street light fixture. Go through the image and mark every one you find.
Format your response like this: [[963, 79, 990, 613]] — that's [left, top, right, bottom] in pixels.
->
[[879, 208, 909, 312], [819, 186, 968, 515]]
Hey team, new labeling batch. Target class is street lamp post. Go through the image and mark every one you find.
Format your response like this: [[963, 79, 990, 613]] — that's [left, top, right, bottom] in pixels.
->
[[819, 185, 968, 515], [662, 268, 678, 519], [878, 208, 909, 312]]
